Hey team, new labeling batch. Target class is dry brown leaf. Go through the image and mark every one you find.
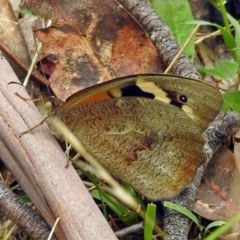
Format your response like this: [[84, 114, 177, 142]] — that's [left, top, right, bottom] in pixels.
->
[[0, 0, 31, 78], [26, 0, 164, 100], [193, 145, 240, 221]]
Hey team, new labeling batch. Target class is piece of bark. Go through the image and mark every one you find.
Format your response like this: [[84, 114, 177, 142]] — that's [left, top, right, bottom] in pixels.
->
[[0, 53, 118, 240], [115, 222, 144, 239], [0, 179, 57, 240]]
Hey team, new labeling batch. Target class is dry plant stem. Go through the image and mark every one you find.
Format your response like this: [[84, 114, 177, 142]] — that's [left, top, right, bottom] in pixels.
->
[[23, 18, 52, 87], [48, 217, 60, 240], [0, 42, 50, 86], [23, 40, 42, 87], [117, 0, 201, 79], [164, 24, 200, 74], [0, 54, 118, 240], [0, 180, 57, 240]]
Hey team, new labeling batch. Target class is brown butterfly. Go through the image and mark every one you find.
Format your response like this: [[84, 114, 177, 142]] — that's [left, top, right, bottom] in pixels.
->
[[56, 74, 223, 200]]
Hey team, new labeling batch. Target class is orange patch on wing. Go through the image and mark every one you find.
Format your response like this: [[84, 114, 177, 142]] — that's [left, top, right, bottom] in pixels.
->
[[81, 92, 112, 104]]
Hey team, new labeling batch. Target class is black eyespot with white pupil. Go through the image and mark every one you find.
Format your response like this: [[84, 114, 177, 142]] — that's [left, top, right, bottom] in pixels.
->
[[179, 95, 188, 103]]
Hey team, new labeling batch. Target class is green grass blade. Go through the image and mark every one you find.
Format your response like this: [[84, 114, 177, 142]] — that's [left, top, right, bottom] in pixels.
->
[[164, 201, 201, 229], [204, 221, 226, 236], [226, 13, 240, 64], [144, 203, 157, 240]]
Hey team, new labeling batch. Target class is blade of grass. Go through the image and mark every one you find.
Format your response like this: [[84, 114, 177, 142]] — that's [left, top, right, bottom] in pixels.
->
[[204, 221, 226, 236], [164, 201, 201, 229], [204, 214, 240, 240], [144, 203, 157, 240]]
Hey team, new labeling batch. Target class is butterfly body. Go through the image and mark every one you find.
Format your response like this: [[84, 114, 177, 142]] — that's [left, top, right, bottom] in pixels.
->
[[57, 74, 223, 200]]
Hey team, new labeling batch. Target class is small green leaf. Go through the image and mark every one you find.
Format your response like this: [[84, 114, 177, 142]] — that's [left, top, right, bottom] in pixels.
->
[[144, 203, 157, 240], [164, 201, 201, 229], [18, 195, 31, 203], [204, 221, 226, 236], [197, 61, 238, 81], [152, 0, 195, 57], [18, 9, 35, 16], [222, 91, 240, 113]]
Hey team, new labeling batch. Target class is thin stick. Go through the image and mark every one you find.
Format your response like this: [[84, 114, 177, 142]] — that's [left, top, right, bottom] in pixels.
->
[[23, 19, 52, 87], [164, 24, 200, 74], [0, 42, 49, 86], [48, 217, 60, 240]]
